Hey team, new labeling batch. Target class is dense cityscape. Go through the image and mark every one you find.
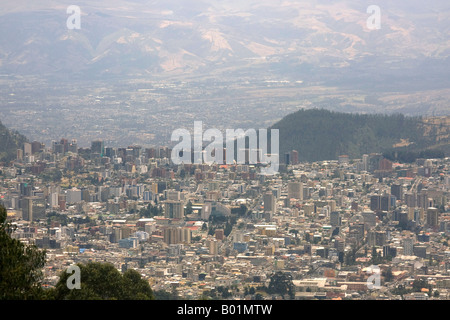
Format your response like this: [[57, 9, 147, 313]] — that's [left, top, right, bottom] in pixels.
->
[[1, 2, 450, 317], [1, 138, 450, 300]]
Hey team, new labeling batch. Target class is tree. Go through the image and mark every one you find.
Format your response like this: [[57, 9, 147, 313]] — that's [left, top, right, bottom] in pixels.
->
[[383, 267, 394, 283], [370, 247, 381, 265], [224, 221, 233, 237], [254, 293, 264, 300], [49, 261, 154, 300], [231, 204, 248, 216], [391, 284, 409, 299], [154, 289, 178, 300], [0, 205, 47, 299], [290, 229, 299, 239], [411, 279, 432, 293], [218, 286, 232, 299], [185, 200, 193, 216], [304, 232, 311, 243], [47, 211, 69, 226], [344, 248, 357, 266], [267, 271, 295, 299]]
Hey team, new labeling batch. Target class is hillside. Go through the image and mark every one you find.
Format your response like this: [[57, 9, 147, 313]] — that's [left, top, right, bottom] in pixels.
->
[[0, 121, 28, 163], [269, 109, 450, 162]]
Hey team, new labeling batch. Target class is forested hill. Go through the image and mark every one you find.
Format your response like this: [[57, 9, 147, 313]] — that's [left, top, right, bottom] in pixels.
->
[[269, 108, 449, 163], [0, 121, 28, 163]]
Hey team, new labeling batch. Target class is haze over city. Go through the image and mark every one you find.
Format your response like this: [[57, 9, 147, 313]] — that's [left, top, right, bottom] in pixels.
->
[[0, 0, 449, 146], [1, 0, 450, 309]]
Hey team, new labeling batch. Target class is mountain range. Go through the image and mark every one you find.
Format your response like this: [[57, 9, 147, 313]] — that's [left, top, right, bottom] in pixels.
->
[[1, 0, 449, 91], [0, 1, 449, 151]]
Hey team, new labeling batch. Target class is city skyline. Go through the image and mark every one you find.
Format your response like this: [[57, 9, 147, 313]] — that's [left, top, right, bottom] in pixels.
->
[[1, 0, 450, 309]]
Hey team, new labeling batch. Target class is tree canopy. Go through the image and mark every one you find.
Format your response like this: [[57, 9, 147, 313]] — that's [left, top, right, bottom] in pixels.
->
[[0, 204, 47, 300], [49, 261, 154, 300], [0, 205, 156, 301], [267, 271, 295, 299]]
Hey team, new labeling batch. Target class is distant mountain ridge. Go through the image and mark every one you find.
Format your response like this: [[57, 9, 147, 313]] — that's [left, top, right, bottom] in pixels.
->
[[0, 121, 28, 163], [0, 0, 449, 87], [269, 108, 450, 162]]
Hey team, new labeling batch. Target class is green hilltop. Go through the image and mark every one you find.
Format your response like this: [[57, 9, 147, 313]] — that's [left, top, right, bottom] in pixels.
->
[[269, 108, 449, 163], [0, 121, 28, 163]]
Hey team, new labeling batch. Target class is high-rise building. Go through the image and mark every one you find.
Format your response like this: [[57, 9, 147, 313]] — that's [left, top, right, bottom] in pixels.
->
[[164, 227, 179, 245], [391, 184, 403, 201], [375, 231, 387, 246], [380, 194, 391, 211], [23, 142, 32, 156], [271, 186, 281, 199], [165, 189, 181, 201], [417, 193, 428, 208], [405, 192, 416, 208], [164, 227, 192, 245], [31, 141, 43, 154], [379, 158, 393, 171], [143, 191, 153, 202], [362, 154, 369, 172], [91, 140, 104, 157], [349, 223, 365, 243], [263, 192, 276, 213], [68, 139, 78, 153], [21, 196, 46, 221], [104, 147, 116, 158], [330, 211, 341, 227], [207, 238, 219, 255], [21, 197, 33, 221], [367, 230, 377, 247], [403, 237, 414, 256], [426, 207, 439, 228], [291, 150, 299, 165], [16, 149, 23, 161], [48, 192, 59, 208], [181, 227, 192, 244], [164, 200, 184, 219], [284, 152, 290, 165], [60, 139, 69, 153], [119, 237, 138, 249], [383, 245, 397, 258], [52, 141, 64, 154], [370, 195, 381, 211], [413, 245, 428, 258], [362, 211, 377, 229], [215, 229, 225, 241], [145, 148, 156, 159], [66, 188, 82, 204], [288, 182, 303, 200]]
